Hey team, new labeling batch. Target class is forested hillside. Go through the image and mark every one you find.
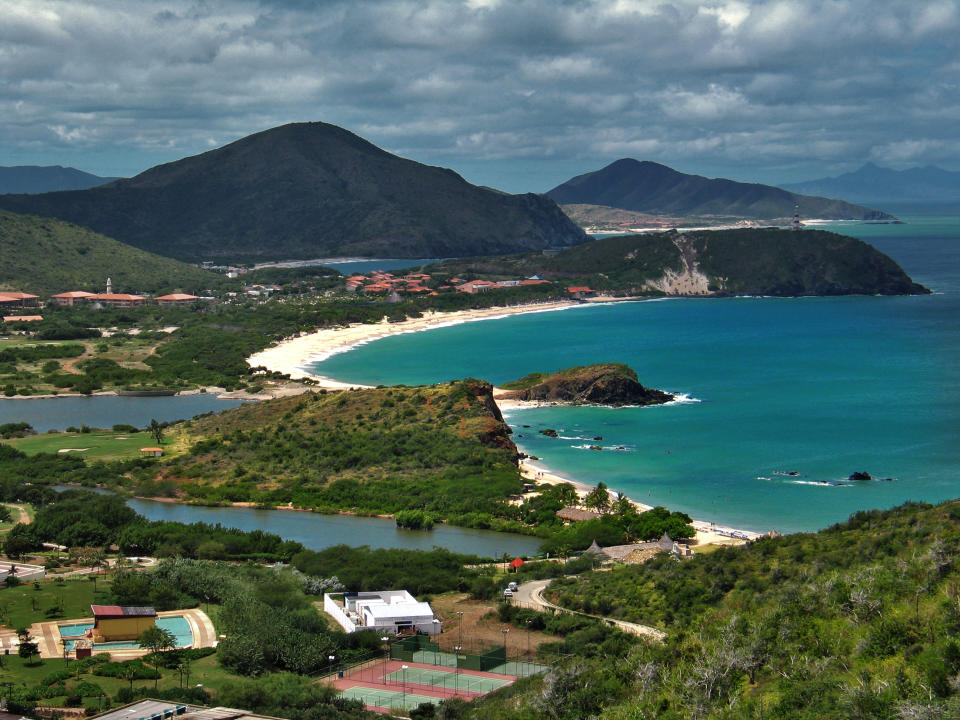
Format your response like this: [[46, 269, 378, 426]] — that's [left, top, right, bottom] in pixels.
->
[[0, 210, 223, 295], [425, 228, 928, 296], [460, 499, 960, 719], [0, 122, 586, 263]]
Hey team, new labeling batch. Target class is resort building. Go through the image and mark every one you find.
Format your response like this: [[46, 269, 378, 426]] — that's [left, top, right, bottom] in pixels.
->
[[51, 291, 97, 306], [567, 286, 596, 299], [90, 698, 283, 720], [0, 291, 39, 308], [88, 293, 147, 308], [155, 293, 200, 306], [456, 280, 497, 294], [323, 590, 441, 635], [90, 605, 157, 642]]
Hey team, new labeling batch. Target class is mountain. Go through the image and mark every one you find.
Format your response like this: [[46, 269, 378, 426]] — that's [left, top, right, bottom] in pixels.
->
[[782, 162, 960, 203], [547, 159, 895, 221], [423, 228, 929, 296], [0, 210, 223, 296], [0, 166, 120, 194], [0, 123, 586, 263]]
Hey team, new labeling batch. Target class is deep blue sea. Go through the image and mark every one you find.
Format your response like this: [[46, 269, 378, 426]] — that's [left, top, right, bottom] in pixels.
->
[[307, 210, 959, 534]]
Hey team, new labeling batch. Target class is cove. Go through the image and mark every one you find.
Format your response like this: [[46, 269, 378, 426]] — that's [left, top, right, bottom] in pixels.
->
[[126, 497, 544, 558]]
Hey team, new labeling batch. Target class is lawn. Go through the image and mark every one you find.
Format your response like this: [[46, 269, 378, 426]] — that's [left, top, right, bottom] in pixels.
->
[[7, 431, 161, 462], [0, 576, 109, 630]]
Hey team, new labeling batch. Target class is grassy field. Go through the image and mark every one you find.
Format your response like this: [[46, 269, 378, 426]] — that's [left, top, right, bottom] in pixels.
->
[[7, 431, 165, 462], [0, 576, 106, 630]]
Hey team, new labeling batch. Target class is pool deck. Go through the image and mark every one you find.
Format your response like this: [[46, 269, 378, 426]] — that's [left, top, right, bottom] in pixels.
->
[[32, 608, 216, 659]]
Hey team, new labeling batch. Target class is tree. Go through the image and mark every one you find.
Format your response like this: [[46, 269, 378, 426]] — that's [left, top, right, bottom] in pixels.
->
[[584, 483, 611, 514], [148, 419, 164, 445], [138, 626, 176, 688]]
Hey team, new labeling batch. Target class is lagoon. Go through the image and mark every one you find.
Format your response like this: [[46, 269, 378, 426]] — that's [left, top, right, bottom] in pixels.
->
[[0, 394, 246, 432], [126, 497, 544, 557]]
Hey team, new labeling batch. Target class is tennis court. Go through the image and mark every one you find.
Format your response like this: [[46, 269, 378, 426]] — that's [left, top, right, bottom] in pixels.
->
[[385, 666, 511, 694], [339, 686, 443, 711]]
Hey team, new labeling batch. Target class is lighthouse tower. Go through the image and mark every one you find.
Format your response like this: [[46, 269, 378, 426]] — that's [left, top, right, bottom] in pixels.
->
[[791, 204, 801, 231], [106, 277, 113, 294]]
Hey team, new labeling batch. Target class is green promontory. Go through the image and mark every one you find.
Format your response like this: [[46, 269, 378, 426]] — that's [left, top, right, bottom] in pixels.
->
[[0, 210, 223, 296], [498, 363, 674, 406], [423, 227, 929, 296], [150, 380, 526, 523]]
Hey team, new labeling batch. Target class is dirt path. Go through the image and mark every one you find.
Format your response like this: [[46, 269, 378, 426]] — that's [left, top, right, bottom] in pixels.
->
[[515, 579, 665, 641], [3, 503, 31, 524], [61, 342, 93, 375]]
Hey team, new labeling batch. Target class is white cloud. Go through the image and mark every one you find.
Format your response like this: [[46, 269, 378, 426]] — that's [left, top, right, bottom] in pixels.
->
[[0, 0, 957, 189]]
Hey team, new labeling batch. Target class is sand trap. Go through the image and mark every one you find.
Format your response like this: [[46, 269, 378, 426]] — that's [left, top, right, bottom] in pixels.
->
[[57, 448, 90, 453]]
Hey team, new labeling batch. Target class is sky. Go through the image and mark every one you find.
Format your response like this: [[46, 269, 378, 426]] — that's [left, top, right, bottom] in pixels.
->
[[2, 0, 958, 194]]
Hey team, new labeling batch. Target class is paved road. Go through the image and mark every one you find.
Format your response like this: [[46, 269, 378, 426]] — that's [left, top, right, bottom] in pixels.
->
[[514, 579, 666, 642]]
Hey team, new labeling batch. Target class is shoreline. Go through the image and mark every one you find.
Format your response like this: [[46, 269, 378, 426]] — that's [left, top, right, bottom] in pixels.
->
[[246, 299, 593, 388], [500, 403, 761, 546]]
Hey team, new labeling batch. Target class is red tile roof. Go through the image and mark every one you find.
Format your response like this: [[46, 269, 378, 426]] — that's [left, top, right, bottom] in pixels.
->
[[155, 293, 198, 301]]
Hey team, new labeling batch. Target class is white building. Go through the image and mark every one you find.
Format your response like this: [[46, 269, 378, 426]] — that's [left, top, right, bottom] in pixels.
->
[[324, 590, 441, 635]]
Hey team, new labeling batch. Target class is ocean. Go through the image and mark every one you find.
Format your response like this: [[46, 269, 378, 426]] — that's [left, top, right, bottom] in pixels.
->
[[305, 210, 959, 534]]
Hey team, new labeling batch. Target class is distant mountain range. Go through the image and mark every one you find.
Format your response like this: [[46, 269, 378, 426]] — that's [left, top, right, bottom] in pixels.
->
[[0, 166, 120, 194], [547, 159, 895, 222], [0, 210, 223, 296], [782, 163, 960, 203], [0, 123, 586, 263]]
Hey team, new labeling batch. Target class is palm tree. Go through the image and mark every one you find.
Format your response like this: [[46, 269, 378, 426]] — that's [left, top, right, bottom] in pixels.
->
[[138, 626, 176, 688]]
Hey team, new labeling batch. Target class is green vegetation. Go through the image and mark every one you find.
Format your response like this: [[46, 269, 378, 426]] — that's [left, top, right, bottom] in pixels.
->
[[450, 499, 960, 719], [0, 210, 226, 295], [143, 381, 529, 532], [499, 362, 672, 406], [8, 430, 157, 463], [425, 228, 928, 296], [0, 122, 586, 263]]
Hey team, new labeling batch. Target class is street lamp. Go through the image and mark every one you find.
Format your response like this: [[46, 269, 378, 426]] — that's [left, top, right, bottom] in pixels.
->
[[501, 628, 510, 666], [454, 645, 462, 692], [401, 664, 409, 707], [526, 619, 532, 661], [457, 611, 464, 655], [381, 636, 390, 679], [328, 655, 336, 679]]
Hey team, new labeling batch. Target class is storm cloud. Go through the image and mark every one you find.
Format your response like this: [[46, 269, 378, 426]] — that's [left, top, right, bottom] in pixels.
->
[[2, 0, 957, 191]]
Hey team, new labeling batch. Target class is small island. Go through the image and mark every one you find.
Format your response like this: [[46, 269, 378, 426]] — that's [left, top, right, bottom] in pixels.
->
[[497, 363, 674, 406]]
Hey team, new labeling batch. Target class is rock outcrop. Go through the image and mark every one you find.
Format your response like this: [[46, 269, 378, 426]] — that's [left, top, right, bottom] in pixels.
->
[[498, 363, 674, 407]]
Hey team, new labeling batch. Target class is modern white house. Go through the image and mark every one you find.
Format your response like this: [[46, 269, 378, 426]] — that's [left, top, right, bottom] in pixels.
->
[[323, 590, 441, 635]]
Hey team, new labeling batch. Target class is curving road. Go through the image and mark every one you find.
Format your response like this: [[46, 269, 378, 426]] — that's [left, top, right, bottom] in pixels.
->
[[514, 579, 666, 642]]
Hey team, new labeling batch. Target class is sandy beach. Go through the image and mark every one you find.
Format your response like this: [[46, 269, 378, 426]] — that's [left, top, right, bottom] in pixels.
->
[[246, 300, 583, 387], [246, 298, 760, 547]]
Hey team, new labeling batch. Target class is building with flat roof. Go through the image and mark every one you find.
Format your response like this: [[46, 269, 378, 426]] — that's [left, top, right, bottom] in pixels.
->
[[91, 605, 156, 642], [324, 590, 441, 635], [90, 699, 286, 720]]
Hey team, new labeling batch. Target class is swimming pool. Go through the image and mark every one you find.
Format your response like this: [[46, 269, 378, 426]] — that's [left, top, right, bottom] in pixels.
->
[[59, 615, 194, 651]]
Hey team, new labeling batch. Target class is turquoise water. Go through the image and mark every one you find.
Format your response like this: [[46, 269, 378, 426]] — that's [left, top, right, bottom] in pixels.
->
[[307, 214, 960, 534], [60, 614, 193, 651]]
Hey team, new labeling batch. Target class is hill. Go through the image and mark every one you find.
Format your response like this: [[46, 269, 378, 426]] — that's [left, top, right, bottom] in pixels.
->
[[498, 363, 674, 406], [547, 159, 895, 222], [782, 162, 960, 203], [0, 210, 223, 295], [138, 380, 531, 531], [464, 498, 960, 719], [423, 228, 929, 296], [0, 165, 120, 194], [0, 122, 586, 263]]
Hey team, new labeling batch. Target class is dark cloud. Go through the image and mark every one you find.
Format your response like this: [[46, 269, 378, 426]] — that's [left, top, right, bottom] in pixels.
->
[[2, 0, 958, 191]]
